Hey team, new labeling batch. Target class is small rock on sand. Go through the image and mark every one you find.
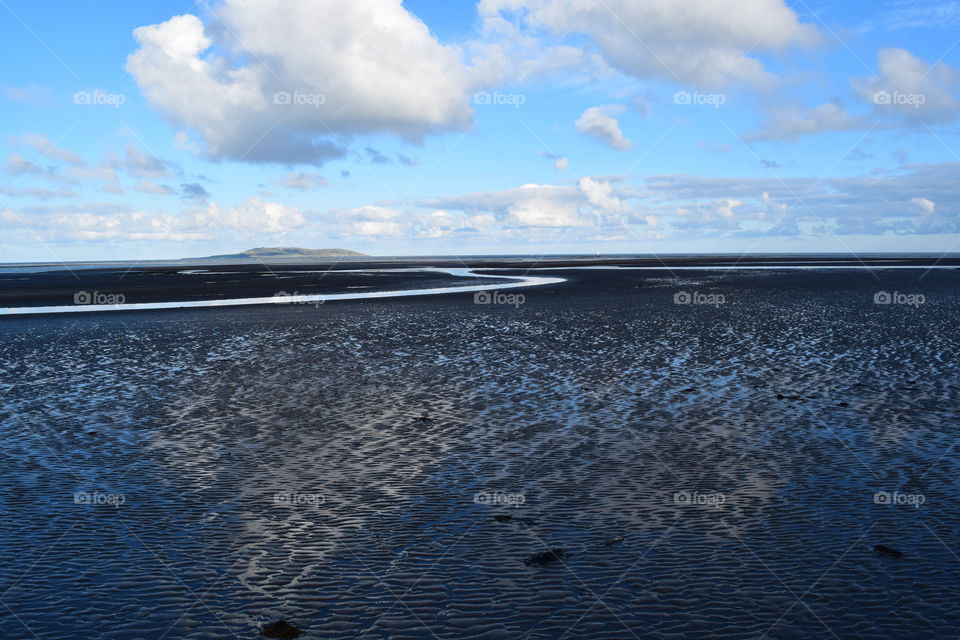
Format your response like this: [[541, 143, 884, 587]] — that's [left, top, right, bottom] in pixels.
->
[[524, 548, 567, 566], [874, 544, 904, 558], [261, 621, 302, 639]]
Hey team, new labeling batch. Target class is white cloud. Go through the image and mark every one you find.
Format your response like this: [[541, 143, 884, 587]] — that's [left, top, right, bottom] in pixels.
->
[[426, 183, 591, 227], [853, 48, 960, 123], [107, 144, 177, 179], [127, 1, 475, 165], [748, 49, 960, 142], [414, 210, 496, 239], [467, 7, 603, 88], [32, 197, 307, 241], [645, 162, 960, 235], [275, 172, 329, 190], [912, 196, 936, 214], [11, 162, 960, 249], [575, 105, 632, 150], [578, 177, 630, 214], [194, 198, 306, 233], [133, 180, 176, 196], [715, 199, 743, 219], [860, 2, 960, 32], [67, 166, 119, 184], [674, 198, 751, 230], [329, 205, 501, 240], [0, 186, 79, 200], [420, 178, 632, 228], [50, 211, 207, 242], [744, 102, 865, 142], [761, 191, 787, 213], [539, 152, 569, 171], [335, 205, 408, 237], [478, 0, 820, 88], [4, 153, 59, 177], [8, 134, 85, 166], [2, 139, 176, 191]]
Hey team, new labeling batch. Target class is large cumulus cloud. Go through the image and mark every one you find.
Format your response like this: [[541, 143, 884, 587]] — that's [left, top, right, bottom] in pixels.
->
[[126, 0, 477, 165]]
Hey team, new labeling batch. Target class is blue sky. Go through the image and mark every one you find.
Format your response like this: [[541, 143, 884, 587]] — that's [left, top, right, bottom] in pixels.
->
[[1, 0, 960, 261]]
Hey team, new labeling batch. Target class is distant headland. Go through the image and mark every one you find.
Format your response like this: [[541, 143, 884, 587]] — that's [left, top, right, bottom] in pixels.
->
[[196, 247, 368, 260]]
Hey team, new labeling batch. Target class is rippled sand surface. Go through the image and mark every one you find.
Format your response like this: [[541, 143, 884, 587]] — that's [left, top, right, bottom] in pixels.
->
[[1, 268, 958, 639]]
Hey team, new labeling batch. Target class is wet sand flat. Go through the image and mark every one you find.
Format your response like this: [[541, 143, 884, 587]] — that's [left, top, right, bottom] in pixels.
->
[[0, 266, 958, 639]]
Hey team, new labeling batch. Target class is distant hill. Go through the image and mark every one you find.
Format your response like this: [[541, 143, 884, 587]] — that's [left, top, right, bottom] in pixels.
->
[[197, 247, 368, 260]]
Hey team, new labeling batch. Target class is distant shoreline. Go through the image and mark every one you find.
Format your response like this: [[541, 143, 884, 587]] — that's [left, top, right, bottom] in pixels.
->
[[3, 253, 960, 272]]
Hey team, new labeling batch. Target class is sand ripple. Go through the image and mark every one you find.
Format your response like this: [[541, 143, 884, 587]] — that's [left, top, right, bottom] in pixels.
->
[[0, 268, 958, 639]]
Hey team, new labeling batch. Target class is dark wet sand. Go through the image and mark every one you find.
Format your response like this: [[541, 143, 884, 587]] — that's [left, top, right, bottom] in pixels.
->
[[0, 265, 958, 639], [3, 252, 956, 308], [0, 266, 507, 308]]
